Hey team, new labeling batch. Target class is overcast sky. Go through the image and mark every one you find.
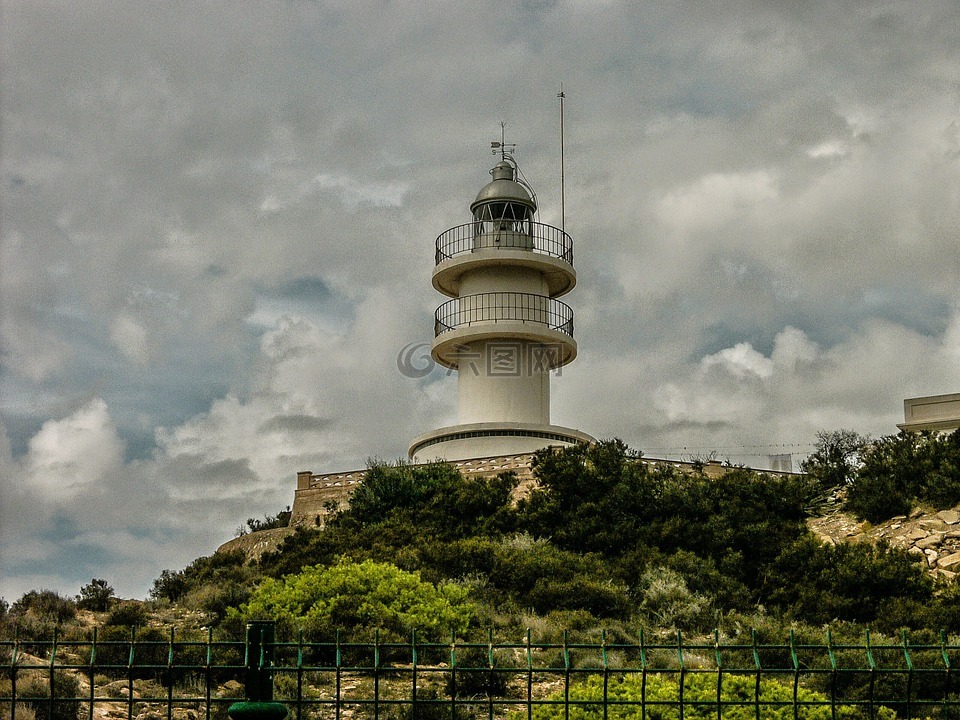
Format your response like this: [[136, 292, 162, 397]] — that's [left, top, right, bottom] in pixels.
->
[[2, 1, 959, 601]]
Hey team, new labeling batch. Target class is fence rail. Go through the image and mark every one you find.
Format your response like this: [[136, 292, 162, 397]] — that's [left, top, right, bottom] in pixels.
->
[[2, 626, 959, 720]]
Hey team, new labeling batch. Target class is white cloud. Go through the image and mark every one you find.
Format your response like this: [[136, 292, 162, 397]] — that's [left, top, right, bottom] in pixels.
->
[[658, 171, 780, 236], [701, 342, 775, 380], [23, 399, 125, 499], [771, 326, 819, 370]]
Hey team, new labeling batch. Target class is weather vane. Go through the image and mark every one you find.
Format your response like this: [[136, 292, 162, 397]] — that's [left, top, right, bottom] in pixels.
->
[[490, 121, 516, 161]]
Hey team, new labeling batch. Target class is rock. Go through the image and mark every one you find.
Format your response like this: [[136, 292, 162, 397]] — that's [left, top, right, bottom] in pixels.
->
[[937, 510, 960, 525], [937, 551, 960, 570], [217, 680, 244, 698], [907, 528, 928, 540], [910, 506, 924, 518], [135, 713, 164, 720], [915, 535, 944, 550], [924, 548, 939, 564], [937, 569, 957, 581], [172, 710, 198, 720]]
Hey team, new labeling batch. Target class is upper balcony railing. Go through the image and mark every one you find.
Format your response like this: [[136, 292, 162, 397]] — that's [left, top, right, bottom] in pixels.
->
[[435, 292, 574, 337], [436, 222, 573, 266]]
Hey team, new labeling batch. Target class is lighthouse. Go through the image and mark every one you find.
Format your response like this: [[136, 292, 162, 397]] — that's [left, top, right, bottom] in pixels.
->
[[409, 147, 594, 462]]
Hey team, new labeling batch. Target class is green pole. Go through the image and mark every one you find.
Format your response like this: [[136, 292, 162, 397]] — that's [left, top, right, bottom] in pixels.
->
[[227, 622, 288, 720]]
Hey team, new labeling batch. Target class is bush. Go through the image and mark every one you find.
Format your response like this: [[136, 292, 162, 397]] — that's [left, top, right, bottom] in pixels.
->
[[846, 430, 960, 522], [520, 671, 895, 720], [150, 549, 252, 604], [637, 566, 710, 630], [237, 507, 292, 536], [185, 581, 252, 625], [519, 442, 815, 598], [801, 429, 871, 491], [14, 670, 80, 720], [762, 536, 933, 626], [11, 591, 76, 625], [92, 626, 169, 680], [105, 601, 148, 628], [447, 645, 512, 698], [336, 461, 518, 540], [232, 557, 476, 638], [150, 569, 188, 603], [76, 579, 114, 611], [8, 591, 76, 638]]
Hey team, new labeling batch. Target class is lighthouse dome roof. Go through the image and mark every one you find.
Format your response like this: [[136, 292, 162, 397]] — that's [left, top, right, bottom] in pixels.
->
[[471, 160, 536, 212]]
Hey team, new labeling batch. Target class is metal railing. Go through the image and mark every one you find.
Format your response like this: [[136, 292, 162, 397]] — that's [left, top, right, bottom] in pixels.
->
[[435, 293, 574, 338], [3, 626, 959, 720], [436, 222, 574, 266]]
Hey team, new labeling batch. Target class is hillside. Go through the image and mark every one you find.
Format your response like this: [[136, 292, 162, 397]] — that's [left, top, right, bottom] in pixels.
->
[[809, 506, 960, 580], [5, 434, 960, 647]]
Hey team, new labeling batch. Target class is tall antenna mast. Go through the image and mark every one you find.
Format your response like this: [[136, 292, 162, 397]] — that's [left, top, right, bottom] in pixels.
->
[[558, 86, 566, 234]]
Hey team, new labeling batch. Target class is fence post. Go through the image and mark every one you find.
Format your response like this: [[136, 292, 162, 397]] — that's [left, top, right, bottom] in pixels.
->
[[228, 621, 288, 720]]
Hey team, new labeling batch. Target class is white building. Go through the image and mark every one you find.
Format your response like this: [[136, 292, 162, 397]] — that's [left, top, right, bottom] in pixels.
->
[[409, 152, 594, 462], [898, 393, 960, 433]]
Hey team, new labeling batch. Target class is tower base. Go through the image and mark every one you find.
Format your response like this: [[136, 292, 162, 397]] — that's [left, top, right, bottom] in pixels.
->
[[408, 422, 595, 463]]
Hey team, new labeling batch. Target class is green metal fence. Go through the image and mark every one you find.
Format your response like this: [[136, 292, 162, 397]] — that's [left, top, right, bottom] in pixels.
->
[[2, 624, 958, 720]]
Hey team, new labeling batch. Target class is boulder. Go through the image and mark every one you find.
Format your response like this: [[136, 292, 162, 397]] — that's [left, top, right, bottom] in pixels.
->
[[915, 534, 943, 550], [937, 551, 960, 570]]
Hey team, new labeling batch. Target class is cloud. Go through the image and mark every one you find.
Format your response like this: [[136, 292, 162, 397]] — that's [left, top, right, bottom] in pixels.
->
[[658, 171, 780, 237], [701, 341, 776, 380], [110, 315, 149, 365], [260, 173, 409, 213], [3, 0, 960, 600], [22, 399, 125, 499]]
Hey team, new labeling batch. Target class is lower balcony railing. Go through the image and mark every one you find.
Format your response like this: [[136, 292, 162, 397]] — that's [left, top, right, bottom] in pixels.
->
[[434, 292, 573, 337]]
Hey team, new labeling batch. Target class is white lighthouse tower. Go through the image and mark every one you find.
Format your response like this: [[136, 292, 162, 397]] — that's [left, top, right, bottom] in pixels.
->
[[409, 147, 594, 462]]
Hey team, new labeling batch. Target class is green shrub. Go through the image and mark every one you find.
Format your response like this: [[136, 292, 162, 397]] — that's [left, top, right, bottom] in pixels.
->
[[11, 591, 76, 625], [801, 429, 871, 491], [105, 601, 148, 628], [520, 441, 814, 600], [519, 671, 895, 720], [8, 591, 76, 639], [232, 557, 476, 638], [637, 566, 710, 630], [92, 626, 169, 680], [150, 568, 189, 602], [337, 461, 518, 540], [762, 536, 933, 626], [14, 670, 80, 720], [186, 581, 252, 625], [238, 507, 292, 535], [846, 430, 960, 522], [75, 579, 114, 611]]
